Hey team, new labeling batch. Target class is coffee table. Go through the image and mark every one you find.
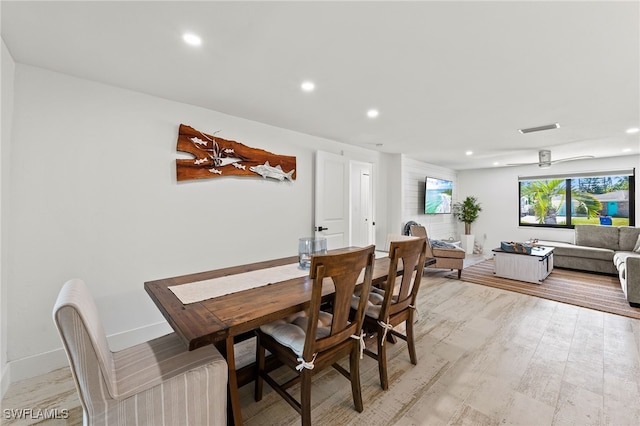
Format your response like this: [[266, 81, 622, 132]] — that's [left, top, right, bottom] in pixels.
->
[[492, 246, 554, 284]]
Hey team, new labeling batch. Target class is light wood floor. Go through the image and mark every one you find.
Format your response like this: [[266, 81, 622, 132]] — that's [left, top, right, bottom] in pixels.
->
[[3, 264, 640, 425]]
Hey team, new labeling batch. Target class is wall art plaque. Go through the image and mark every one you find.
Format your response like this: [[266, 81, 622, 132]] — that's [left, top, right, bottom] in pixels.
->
[[176, 124, 297, 182]]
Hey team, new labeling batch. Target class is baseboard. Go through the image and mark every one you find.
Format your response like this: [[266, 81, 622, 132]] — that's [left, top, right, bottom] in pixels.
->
[[106, 321, 173, 352], [1, 362, 10, 400], [6, 347, 69, 385], [7, 321, 172, 384]]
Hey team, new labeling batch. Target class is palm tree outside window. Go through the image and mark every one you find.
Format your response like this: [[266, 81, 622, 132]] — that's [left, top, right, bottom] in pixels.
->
[[518, 173, 634, 228]]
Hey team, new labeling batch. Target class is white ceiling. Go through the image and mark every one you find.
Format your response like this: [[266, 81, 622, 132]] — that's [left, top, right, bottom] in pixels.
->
[[2, 1, 639, 170]]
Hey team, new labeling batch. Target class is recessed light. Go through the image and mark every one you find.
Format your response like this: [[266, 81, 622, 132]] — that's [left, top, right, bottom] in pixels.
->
[[183, 33, 202, 46], [301, 81, 315, 92], [626, 127, 639, 134], [367, 109, 379, 119], [623, 148, 632, 153], [493, 162, 500, 166], [465, 151, 473, 156]]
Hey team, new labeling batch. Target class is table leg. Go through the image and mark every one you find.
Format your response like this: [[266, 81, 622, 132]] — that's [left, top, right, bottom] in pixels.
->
[[222, 335, 243, 426]]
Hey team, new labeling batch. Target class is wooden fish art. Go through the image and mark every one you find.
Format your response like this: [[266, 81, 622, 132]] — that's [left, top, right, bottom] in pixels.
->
[[250, 161, 295, 181], [176, 124, 296, 182]]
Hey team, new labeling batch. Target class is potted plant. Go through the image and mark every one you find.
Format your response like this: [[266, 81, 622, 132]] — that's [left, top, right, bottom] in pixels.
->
[[453, 196, 482, 254]]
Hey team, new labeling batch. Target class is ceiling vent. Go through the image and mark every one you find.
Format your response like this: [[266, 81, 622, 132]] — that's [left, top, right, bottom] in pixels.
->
[[518, 123, 560, 134]]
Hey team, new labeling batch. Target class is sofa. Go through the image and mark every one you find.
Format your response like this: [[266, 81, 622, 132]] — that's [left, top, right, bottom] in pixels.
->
[[537, 225, 640, 307]]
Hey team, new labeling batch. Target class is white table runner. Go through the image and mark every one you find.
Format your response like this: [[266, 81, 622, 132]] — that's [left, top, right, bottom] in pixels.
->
[[169, 251, 389, 305], [169, 263, 308, 304]]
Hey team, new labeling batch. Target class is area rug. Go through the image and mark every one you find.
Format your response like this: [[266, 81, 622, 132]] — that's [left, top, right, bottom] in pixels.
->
[[446, 260, 640, 320]]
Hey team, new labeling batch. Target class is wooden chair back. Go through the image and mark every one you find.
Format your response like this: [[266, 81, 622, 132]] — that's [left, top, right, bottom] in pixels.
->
[[303, 245, 376, 361], [379, 238, 428, 321], [409, 225, 434, 257]]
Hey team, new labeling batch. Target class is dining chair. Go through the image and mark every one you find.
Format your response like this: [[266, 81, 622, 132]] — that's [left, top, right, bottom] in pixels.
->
[[382, 233, 420, 252], [53, 279, 228, 426], [410, 224, 465, 279], [254, 245, 376, 426], [352, 237, 428, 390]]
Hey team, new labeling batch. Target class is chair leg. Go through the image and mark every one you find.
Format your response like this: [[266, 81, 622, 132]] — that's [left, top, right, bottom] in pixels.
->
[[386, 332, 398, 345], [349, 343, 364, 412], [254, 335, 265, 402], [377, 327, 389, 390], [458, 269, 462, 279], [301, 370, 313, 426], [406, 314, 417, 365]]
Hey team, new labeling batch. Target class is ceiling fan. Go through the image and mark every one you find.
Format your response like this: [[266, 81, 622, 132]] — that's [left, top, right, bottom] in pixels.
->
[[507, 149, 594, 168]]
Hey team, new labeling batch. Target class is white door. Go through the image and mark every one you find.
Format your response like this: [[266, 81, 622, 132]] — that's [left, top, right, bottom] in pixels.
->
[[314, 151, 349, 249], [350, 162, 374, 247]]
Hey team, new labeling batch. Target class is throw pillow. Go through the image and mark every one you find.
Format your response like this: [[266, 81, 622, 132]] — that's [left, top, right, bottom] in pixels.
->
[[634, 234, 640, 253]]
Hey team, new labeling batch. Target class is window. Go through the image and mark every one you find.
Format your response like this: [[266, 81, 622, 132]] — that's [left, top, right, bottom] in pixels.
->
[[519, 170, 635, 228]]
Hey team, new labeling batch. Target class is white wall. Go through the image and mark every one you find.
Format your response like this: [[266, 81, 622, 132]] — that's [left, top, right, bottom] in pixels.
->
[[401, 156, 458, 240], [458, 155, 640, 253], [1, 39, 16, 398], [5, 64, 386, 381], [381, 155, 459, 245], [382, 154, 403, 238]]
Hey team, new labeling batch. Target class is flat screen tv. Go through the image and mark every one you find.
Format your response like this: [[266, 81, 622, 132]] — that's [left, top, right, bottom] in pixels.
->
[[425, 177, 453, 214]]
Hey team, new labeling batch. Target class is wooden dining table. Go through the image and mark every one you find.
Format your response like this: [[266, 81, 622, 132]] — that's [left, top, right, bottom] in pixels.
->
[[145, 248, 434, 425]]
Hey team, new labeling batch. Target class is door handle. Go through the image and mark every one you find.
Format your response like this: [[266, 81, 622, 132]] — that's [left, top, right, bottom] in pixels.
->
[[316, 226, 328, 231]]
